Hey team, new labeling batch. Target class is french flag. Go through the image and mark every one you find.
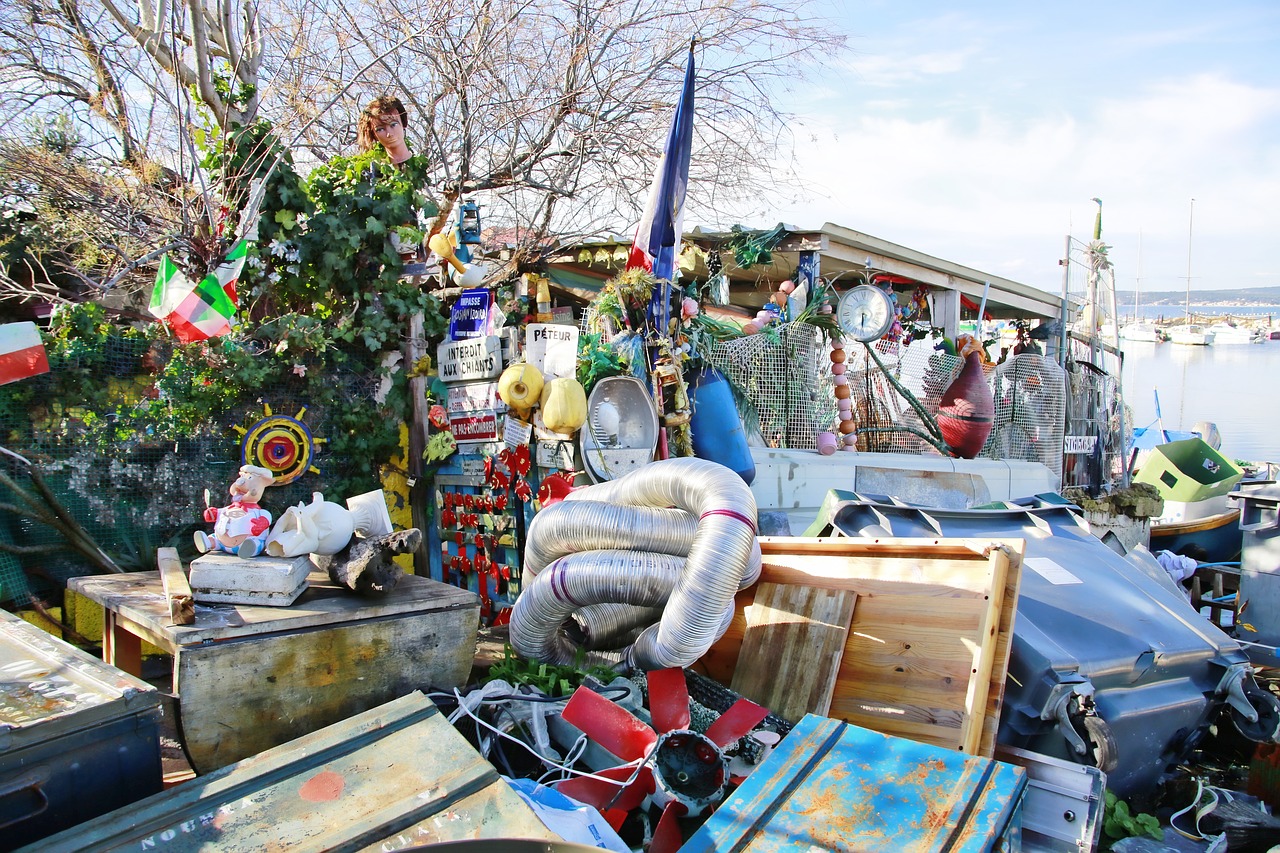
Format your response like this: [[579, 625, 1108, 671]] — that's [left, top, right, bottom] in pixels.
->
[[0, 322, 50, 386], [628, 41, 696, 330]]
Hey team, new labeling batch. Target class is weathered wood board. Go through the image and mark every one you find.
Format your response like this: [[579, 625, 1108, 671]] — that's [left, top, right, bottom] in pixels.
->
[[175, 599, 479, 772], [156, 547, 194, 626], [730, 582, 856, 722], [701, 536, 1023, 757]]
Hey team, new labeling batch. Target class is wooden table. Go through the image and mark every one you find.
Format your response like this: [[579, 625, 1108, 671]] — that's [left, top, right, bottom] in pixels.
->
[[70, 569, 480, 774]]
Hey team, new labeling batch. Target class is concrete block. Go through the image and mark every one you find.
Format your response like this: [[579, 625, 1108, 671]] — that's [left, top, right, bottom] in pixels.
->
[[188, 553, 311, 606]]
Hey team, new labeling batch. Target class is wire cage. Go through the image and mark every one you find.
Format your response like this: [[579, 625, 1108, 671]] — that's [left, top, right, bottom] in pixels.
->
[[1061, 350, 1131, 491], [982, 353, 1067, 482], [841, 338, 963, 454], [706, 324, 835, 450]]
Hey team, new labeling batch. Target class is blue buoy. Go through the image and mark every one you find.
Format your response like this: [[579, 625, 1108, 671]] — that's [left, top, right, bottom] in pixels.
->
[[688, 366, 756, 485]]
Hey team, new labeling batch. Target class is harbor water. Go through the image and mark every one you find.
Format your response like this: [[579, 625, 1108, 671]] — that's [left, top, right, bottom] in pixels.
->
[[1119, 334, 1279, 464]]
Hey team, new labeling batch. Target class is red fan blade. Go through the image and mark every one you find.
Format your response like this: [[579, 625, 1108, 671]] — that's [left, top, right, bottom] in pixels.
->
[[705, 698, 769, 748], [562, 686, 658, 762], [650, 800, 688, 853], [647, 668, 691, 734], [556, 765, 653, 816]]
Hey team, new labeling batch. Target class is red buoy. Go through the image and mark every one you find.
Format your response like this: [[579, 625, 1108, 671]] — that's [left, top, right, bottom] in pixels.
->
[[937, 352, 995, 458]]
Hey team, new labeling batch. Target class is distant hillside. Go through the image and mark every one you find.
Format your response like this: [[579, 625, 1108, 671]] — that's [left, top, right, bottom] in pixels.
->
[[1116, 285, 1280, 306]]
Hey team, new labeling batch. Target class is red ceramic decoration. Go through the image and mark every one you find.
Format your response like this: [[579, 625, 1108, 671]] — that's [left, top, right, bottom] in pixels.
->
[[936, 352, 995, 459]]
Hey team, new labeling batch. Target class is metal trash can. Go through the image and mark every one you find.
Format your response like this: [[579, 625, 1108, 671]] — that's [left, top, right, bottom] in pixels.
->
[[1236, 483, 1280, 662]]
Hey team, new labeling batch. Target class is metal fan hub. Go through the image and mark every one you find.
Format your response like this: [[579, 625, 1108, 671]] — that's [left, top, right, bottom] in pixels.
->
[[651, 729, 727, 816]]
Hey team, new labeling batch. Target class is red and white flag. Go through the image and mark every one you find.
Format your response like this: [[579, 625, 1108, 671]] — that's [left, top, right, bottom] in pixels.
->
[[0, 321, 50, 386]]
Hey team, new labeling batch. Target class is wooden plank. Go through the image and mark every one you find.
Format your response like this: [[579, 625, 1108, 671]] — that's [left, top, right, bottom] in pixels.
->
[[729, 583, 856, 722], [961, 546, 1011, 753], [699, 536, 1024, 757], [406, 309, 432, 577], [156, 547, 195, 626], [103, 610, 142, 676]]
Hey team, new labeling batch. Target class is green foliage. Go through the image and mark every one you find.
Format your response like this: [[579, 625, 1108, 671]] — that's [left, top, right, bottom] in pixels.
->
[[1102, 790, 1162, 849], [723, 223, 789, 268], [576, 331, 626, 393], [486, 644, 619, 698]]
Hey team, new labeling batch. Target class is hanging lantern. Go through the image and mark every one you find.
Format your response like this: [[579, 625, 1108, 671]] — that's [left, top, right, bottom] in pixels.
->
[[458, 201, 482, 244]]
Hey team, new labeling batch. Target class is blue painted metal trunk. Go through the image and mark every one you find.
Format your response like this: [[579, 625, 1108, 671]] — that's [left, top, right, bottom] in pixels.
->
[[682, 714, 1026, 853], [0, 610, 163, 850]]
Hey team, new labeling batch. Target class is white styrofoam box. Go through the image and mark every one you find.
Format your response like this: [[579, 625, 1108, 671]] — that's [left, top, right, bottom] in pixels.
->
[[748, 447, 1059, 531], [188, 553, 312, 606]]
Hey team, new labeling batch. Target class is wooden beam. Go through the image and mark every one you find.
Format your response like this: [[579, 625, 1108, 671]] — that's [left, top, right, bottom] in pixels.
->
[[157, 547, 195, 626]]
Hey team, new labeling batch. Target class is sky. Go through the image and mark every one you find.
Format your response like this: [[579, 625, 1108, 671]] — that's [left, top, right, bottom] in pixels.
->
[[728, 0, 1280, 298]]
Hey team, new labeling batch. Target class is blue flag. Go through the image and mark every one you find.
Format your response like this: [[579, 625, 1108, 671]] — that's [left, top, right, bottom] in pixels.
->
[[628, 42, 696, 331]]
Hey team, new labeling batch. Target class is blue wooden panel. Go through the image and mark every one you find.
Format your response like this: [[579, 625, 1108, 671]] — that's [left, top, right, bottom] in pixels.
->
[[684, 714, 1026, 853]]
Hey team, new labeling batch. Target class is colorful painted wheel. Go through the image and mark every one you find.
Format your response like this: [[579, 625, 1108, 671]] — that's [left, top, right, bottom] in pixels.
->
[[240, 405, 319, 484]]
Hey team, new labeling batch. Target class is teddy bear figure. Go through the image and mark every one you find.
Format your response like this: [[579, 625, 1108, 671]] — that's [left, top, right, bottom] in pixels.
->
[[195, 465, 276, 558]]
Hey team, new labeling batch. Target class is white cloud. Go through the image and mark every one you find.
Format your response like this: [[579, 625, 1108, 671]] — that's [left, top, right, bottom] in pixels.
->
[[757, 69, 1280, 294]]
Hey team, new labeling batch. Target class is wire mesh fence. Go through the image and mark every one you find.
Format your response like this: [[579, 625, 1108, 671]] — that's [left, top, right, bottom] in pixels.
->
[[706, 324, 835, 450], [0, 335, 394, 606]]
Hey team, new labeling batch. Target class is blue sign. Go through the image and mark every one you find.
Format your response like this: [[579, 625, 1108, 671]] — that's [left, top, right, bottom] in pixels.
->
[[448, 288, 491, 340]]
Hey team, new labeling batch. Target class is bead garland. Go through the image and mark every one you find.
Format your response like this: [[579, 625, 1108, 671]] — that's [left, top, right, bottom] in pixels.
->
[[831, 336, 858, 449]]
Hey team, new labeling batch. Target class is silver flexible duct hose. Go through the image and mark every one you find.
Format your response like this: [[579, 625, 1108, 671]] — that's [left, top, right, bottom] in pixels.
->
[[566, 458, 757, 669], [571, 603, 664, 650], [510, 550, 685, 665], [511, 457, 758, 670], [522, 501, 699, 584]]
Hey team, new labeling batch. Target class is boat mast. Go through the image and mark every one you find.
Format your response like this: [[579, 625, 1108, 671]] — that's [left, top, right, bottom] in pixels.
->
[[1134, 230, 1143, 323], [1184, 198, 1195, 323]]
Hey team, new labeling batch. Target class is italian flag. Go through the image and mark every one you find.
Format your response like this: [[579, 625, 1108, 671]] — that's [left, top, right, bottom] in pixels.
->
[[0, 322, 50, 386], [149, 240, 247, 343]]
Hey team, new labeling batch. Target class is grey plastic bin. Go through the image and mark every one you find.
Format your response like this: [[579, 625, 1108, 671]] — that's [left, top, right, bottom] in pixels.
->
[[1236, 483, 1280, 658], [820, 490, 1279, 806]]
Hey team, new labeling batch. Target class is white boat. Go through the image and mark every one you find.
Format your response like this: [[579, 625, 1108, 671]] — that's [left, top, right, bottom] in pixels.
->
[[1168, 324, 1214, 346], [1206, 323, 1264, 345], [1120, 322, 1163, 342]]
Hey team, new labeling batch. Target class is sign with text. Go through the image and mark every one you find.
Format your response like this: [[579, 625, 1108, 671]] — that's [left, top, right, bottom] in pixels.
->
[[504, 415, 533, 449], [450, 409, 500, 443], [447, 380, 504, 415], [1063, 435, 1098, 454], [437, 336, 501, 383], [447, 288, 492, 340], [525, 323, 579, 381]]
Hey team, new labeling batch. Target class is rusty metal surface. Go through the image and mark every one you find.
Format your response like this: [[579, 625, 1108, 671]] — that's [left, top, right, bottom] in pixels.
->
[[682, 714, 1026, 853], [24, 691, 558, 852], [1, 610, 163, 849]]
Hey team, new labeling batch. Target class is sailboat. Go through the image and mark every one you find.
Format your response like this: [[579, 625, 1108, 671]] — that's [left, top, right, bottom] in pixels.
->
[[1169, 199, 1215, 346], [1120, 234, 1163, 342]]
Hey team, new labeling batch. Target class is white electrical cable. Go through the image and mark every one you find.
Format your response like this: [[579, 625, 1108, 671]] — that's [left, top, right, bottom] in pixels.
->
[[448, 687, 647, 787]]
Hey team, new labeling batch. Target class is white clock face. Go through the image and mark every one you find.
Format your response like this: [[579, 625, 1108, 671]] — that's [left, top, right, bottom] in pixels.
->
[[837, 285, 894, 342]]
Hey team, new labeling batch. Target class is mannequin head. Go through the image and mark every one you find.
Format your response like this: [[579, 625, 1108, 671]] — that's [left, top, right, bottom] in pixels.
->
[[357, 95, 411, 162]]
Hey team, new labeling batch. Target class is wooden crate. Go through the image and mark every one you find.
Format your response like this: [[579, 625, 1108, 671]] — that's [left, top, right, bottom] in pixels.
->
[[700, 536, 1024, 756]]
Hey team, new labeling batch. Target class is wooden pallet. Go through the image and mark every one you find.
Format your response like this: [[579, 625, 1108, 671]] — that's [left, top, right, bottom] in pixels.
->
[[700, 536, 1024, 757]]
